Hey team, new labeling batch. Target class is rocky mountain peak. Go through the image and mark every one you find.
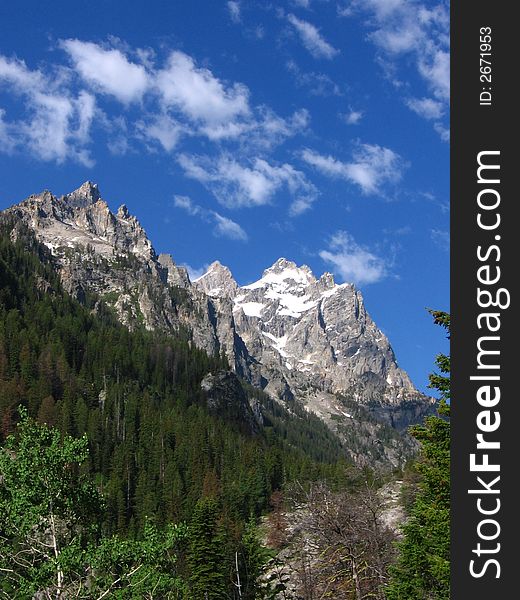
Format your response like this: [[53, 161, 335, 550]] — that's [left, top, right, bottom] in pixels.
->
[[117, 204, 130, 219], [158, 253, 191, 288], [193, 261, 239, 298], [318, 271, 336, 290], [261, 257, 315, 281], [243, 260, 317, 298], [265, 257, 298, 273], [3, 182, 158, 266], [61, 181, 101, 208]]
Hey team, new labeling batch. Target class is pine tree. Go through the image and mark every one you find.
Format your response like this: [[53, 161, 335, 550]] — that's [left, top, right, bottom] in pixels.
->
[[187, 496, 230, 600], [386, 310, 450, 599], [239, 517, 279, 600]]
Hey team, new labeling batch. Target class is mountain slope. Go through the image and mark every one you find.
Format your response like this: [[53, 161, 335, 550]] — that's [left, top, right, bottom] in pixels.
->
[[0, 221, 356, 532], [2, 182, 435, 465]]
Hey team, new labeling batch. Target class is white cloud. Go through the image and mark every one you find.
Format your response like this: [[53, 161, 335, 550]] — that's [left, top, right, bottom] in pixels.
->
[[173, 194, 202, 215], [247, 106, 310, 148], [433, 122, 450, 142], [61, 39, 149, 104], [62, 41, 255, 138], [0, 55, 95, 166], [137, 113, 183, 151], [417, 48, 449, 100], [319, 231, 388, 285], [1, 39, 310, 169], [287, 14, 339, 59], [0, 55, 43, 90], [286, 60, 342, 96], [406, 96, 444, 120], [289, 196, 314, 216], [302, 143, 406, 195], [156, 51, 250, 125], [178, 153, 318, 211], [213, 212, 248, 240], [227, 1, 241, 23], [345, 0, 450, 135], [173, 193, 248, 240], [340, 108, 364, 124]]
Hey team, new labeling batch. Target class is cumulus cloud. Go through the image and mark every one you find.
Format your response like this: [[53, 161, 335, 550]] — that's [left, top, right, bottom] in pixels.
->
[[287, 14, 339, 59], [173, 193, 248, 240], [150, 50, 304, 147], [137, 113, 183, 151], [61, 39, 149, 104], [1, 39, 310, 166], [178, 153, 318, 211], [156, 51, 250, 125], [0, 55, 95, 165], [406, 96, 444, 120], [301, 143, 406, 195], [319, 231, 388, 286]]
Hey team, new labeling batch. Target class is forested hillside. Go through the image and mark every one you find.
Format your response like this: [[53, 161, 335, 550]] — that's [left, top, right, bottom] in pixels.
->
[[0, 222, 350, 532]]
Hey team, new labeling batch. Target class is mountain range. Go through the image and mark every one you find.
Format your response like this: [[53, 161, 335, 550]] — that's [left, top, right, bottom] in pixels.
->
[[2, 181, 436, 466]]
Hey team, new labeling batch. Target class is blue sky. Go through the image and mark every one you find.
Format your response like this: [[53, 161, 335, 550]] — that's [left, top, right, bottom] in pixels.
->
[[0, 0, 449, 394]]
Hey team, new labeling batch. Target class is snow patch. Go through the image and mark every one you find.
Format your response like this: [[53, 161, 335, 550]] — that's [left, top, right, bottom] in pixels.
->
[[43, 241, 57, 254], [236, 301, 265, 317], [207, 287, 222, 297], [262, 331, 289, 357], [264, 289, 317, 318], [243, 266, 313, 291]]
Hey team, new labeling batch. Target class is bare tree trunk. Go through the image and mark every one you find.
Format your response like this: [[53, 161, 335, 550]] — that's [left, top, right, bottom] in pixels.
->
[[351, 558, 362, 600], [48, 506, 63, 598], [235, 551, 243, 599]]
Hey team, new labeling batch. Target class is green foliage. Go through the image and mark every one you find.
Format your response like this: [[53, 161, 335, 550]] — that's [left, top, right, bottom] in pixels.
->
[[187, 497, 230, 599], [0, 221, 335, 597], [238, 518, 281, 600], [0, 225, 341, 536], [386, 311, 450, 600], [0, 408, 189, 598], [88, 520, 189, 598], [0, 408, 102, 597]]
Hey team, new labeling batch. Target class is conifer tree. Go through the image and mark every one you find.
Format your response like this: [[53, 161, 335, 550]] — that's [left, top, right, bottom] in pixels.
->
[[386, 310, 450, 600], [187, 496, 230, 599]]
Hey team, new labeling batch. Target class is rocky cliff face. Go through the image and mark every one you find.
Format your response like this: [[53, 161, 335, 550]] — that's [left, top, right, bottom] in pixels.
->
[[2, 182, 435, 462], [193, 258, 432, 431]]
